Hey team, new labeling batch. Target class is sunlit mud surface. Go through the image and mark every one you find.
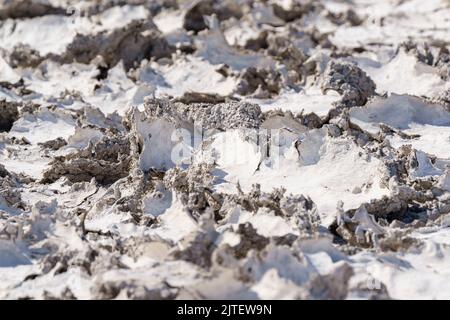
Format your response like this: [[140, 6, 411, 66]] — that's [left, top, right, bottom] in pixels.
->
[[1, 0, 450, 299]]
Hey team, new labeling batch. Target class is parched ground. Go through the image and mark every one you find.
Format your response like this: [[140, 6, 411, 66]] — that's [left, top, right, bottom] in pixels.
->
[[0, 0, 450, 299]]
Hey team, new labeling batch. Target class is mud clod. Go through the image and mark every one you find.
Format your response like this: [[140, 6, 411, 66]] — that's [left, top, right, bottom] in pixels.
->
[[320, 61, 376, 107], [42, 134, 132, 184], [144, 98, 262, 130], [0, 100, 19, 132]]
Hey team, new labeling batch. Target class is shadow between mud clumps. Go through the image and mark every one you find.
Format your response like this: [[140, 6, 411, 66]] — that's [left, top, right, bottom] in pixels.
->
[[41, 133, 134, 185], [0, 100, 20, 132]]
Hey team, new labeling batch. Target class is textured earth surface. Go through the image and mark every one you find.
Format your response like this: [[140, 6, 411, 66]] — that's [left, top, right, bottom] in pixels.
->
[[1, 0, 450, 299]]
